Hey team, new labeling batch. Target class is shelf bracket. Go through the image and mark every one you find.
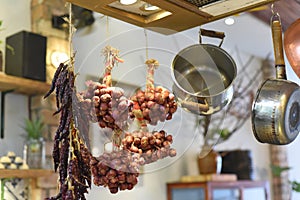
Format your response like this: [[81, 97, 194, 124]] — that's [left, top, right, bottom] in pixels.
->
[[0, 90, 14, 139]]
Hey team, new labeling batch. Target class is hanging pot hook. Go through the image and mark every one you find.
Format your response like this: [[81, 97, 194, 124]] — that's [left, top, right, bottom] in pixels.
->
[[270, 3, 281, 23]]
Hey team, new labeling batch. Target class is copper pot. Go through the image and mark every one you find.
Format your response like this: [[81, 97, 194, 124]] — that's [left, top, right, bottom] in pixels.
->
[[284, 18, 300, 78]]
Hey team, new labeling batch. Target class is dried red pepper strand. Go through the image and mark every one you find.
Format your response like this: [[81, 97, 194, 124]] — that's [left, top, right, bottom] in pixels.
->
[[55, 108, 69, 141], [52, 109, 69, 171], [52, 138, 60, 172], [59, 111, 72, 141], [73, 148, 89, 184], [60, 184, 69, 200], [60, 85, 72, 109], [69, 135, 91, 199], [80, 143, 92, 187], [48, 65, 70, 114], [45, 62, 92, 200], [59, 138, 69, 183], [57, 70, 68, 102], [55, 65, 69, 109], [44, 62, 65, 99]]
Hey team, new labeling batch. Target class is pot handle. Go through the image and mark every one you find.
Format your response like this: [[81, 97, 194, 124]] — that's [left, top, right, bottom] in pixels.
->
[[199, 28, 225, 47], [181, 100, 209, 113], [271, 15, 287, 79]]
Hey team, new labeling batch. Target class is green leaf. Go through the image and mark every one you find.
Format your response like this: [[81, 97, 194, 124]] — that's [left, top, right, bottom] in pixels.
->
[[291, 181, 300, 192], [0, 19, 2, 44], [219, 128, 231, 139], [6, 44, 15, 55], [270, 165, 291, 177], [0, 20, 3, 46], [21, 118, 45, 139]]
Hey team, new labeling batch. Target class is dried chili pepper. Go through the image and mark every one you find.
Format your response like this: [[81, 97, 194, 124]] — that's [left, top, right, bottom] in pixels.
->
[[45, 62, 92, 200], [44, 63, 65, 99]]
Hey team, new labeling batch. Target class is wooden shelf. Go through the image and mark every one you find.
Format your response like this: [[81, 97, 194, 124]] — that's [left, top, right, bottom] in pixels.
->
[[0, 169, 54, 179], [0, 72, 52, 138], [0, 72, 51, 95]]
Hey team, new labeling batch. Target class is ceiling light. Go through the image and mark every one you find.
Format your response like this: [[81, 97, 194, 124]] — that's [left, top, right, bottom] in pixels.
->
[[144, 3, 159, 11], [224, 17, 235, 25], [119, 0, 137, 5]]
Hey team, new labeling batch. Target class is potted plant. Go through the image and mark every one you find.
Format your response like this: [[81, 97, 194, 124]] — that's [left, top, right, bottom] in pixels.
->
[[23, 118, 44, 140], [22, 118, 45, 169]]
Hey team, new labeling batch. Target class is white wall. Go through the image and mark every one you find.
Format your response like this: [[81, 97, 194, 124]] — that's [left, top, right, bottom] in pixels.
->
[[0, 0, 31, 157]]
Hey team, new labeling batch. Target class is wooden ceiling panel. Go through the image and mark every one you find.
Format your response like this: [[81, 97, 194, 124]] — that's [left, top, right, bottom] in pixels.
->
[[67, 0, 278, 34]]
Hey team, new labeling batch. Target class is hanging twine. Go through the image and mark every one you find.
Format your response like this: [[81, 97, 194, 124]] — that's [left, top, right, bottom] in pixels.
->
[[132, 101, 148, 131], [145, 59, 159, 94], [101, 45, 124, 150], [106, 16, 109, 40], [131, 59, 159, 132], [67, 3, 76, 71], [101, 45, 124, 87], [144, 29, 149, 60]]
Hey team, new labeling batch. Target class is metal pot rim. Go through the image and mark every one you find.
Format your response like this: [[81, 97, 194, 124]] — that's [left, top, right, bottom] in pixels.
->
[[171, 43, 237, 98]]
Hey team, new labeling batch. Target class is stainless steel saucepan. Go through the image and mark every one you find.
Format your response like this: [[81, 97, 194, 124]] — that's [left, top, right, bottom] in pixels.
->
[[172, 29, 237, 116], [251, 17, 300, 145]]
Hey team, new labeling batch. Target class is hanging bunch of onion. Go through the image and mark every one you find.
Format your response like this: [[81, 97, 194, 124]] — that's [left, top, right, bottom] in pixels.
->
[[78, 46, 134, 131], [90, 127, 145, 194], [78, 81, 132, 130], [90, 150, 144, 194], [95, 85, 132, 130], [129, 59, 177, 126], [130, 87, 177, 125], [122, 129, 176, 164]]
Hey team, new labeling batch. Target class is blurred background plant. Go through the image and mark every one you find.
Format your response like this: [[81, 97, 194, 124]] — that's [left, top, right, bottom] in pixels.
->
[[271, 165, 300, 193], [197, 53, 263, 154], [21, 118, 45, 140], [21, 118, 46, 169], [0, 20, 14, 53]]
